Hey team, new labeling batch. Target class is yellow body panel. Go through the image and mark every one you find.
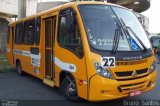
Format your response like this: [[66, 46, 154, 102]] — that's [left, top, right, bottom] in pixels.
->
[[6, 1, 157, 101], [89, 70, 157, 101]]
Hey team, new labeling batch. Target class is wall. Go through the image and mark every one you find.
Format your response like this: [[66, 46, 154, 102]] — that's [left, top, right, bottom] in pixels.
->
[[37, 1, 67, 13], [0, 0, 18, 16], [0, 0, 17, 52], [135, 12, 149, 31], [26, 0, 37, 16], [0, 18, 8, 52], [18, 0, 37, 19], [18, 0, 26, 19]]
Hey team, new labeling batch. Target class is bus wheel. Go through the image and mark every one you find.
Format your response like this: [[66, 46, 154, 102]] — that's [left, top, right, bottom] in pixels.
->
[[16, 61, 25, 76], [61, 75, 81, 101]]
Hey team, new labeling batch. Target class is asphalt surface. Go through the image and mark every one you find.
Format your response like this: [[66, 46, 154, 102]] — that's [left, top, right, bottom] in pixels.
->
[[0, 63, 159, 106]]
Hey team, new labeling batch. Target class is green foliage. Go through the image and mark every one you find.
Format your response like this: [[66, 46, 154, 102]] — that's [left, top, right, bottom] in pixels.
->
[[0, 54, 6, 60]]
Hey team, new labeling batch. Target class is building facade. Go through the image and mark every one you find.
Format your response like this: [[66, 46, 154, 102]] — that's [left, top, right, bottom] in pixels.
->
[[18, 0, 37, 19], [135, 12, 149, 31], [37, 1, 67, 13], [0, 0, 18, 52]]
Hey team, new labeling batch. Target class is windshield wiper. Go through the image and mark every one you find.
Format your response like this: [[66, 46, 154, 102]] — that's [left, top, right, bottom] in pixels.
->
[[112, 20, 122, 54], [119, 18, 147, 52]]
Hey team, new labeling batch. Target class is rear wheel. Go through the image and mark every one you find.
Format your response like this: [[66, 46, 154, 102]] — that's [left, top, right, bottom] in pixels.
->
[[61, 75, 81, 101], [16, 61, 25, 76]]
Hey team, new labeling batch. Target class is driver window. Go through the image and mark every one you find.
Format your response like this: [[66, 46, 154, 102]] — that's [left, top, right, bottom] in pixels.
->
[[58, 8, 83, 58]]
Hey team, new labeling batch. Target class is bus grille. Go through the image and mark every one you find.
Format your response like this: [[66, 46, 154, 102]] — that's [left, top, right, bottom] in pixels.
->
[[119, 81, 147, 93], [115, 68, 148, 77], [116, 59, 147, 66]]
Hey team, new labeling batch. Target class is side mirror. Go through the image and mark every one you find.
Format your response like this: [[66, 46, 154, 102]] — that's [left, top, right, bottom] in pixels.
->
[[71, 10, 77, 16]]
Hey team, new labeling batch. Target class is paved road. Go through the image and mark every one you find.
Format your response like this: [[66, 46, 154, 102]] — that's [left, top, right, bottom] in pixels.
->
[[0, 64, 159, 106]]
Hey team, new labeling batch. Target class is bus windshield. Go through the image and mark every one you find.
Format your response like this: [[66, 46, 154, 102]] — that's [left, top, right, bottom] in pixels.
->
[[79, 5, 151, 51]]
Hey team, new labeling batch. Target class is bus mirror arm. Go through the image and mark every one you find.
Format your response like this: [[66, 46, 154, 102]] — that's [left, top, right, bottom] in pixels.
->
[[71, 10, 77, 16]]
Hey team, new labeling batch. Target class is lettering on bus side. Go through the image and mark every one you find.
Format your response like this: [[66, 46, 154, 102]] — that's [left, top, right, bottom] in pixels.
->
[[13, 49, 30, 56], [13, 49, 41, 67], [14, 49, 23, 55], [69, 65, 75, 70]]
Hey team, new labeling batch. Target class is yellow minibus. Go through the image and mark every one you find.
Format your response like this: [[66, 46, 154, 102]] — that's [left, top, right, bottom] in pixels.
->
[[6, 1, 157, 101]]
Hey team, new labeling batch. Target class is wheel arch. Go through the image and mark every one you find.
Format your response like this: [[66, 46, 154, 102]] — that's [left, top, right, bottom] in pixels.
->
[[59, 70, 75, 87], [16, 59, 20, 67]]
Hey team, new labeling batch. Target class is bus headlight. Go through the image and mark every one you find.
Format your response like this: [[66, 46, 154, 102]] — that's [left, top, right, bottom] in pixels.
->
[[94, 62, 114, 79], [150, 62, 156, 73]]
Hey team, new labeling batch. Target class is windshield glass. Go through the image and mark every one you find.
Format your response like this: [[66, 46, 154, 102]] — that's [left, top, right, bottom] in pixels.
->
[[112, 6, 151, 49], [78, 5, 151, 51]]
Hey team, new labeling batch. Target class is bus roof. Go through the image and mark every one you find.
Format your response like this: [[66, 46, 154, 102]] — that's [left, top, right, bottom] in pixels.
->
[[9, 1, 127, 25]]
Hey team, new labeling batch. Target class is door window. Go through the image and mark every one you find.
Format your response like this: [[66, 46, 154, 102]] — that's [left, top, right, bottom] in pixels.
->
[[58, 8, 84, 58]]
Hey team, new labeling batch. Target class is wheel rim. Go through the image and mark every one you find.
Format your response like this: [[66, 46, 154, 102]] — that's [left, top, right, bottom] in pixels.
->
[[66, 81, 77, 97]]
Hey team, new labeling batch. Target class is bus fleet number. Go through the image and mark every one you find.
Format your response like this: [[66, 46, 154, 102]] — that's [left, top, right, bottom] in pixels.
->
[[102, 57, 115, 68]]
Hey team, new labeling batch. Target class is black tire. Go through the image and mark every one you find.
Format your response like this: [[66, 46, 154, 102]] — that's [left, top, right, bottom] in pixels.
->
[[61, 75, 82, 102], [16, 61, 25, 76]]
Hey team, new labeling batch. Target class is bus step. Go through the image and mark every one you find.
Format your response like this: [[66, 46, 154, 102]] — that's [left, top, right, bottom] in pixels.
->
[[43, 78, 54, 87]]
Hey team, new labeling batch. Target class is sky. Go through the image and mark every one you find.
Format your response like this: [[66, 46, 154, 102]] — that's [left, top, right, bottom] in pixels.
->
[[142, 0, 160, 33]]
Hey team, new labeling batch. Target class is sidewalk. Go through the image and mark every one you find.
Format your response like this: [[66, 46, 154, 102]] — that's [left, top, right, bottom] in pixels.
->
[[0, 53, 15, 73]]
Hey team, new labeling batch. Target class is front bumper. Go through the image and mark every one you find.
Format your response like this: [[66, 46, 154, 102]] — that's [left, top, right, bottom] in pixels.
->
[[88, 70, 157, 102]]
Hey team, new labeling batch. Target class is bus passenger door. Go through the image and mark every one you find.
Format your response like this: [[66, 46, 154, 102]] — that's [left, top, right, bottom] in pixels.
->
[[43, 16, 56, 86]]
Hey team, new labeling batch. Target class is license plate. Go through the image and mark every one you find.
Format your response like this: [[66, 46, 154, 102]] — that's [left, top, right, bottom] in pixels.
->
[[130, 90, 141, 97]]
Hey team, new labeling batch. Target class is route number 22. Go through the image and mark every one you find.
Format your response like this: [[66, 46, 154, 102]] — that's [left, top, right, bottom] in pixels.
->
[[102, 57, 116, 68]]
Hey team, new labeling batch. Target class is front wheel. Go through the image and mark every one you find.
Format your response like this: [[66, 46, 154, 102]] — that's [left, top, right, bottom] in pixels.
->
[[61, 75, 81, 101]]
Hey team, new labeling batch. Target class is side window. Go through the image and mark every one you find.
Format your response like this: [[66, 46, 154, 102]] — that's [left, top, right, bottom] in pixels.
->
[[35, 17, 41, 45], [7, 26, 10, 44], [58, 8, 83, 58], [15, 23, 23, 44], [24, 19, 35, 45]]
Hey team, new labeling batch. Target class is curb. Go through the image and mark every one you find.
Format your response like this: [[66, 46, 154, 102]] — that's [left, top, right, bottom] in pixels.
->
[[0, 66, 16, 73]]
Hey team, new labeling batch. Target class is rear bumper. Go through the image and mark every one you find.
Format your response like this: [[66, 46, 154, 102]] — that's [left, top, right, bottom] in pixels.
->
[[88, 70, 157, 102]]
